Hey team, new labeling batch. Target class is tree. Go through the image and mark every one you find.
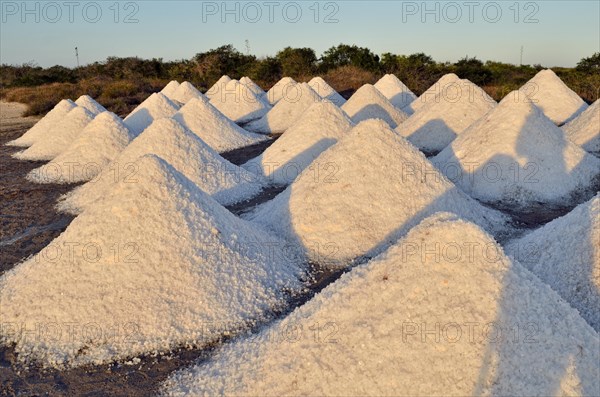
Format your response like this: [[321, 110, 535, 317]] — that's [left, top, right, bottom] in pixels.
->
[[454, 57, 492, 85], [320, 44, 380, 72], [576, 53, 600, 72], [99, 57, 166, 79], [380, 52, 444, 94], [248, 57, 282, 86], [380, 53, 400, 74], [193, 45, 256, 83], [276, 47, 317, 78], [406, 53, 436, 69]]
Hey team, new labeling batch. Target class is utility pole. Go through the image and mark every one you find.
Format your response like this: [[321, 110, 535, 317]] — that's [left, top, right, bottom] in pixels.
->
[[245, 40, 250, 55], [75, 47, 80, 67], [520, 46, 524, 66]]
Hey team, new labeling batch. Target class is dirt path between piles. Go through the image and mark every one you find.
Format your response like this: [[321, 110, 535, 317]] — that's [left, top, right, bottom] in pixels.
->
[[0, 102, 78, 271]]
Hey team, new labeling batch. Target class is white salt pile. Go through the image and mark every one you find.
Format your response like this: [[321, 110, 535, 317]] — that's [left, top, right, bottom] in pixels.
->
[[245, 83, 321, 134], [0, 154, 303, 368], [433, 91, 600, 210], [6, 99, 76, 147], [173, 98, 268, 153], [563, 99, 600, 155], [210, 80, 270, 124], [410, 73, 461, 113], [13, 106, 95, 161], [247, 119, 511, 266], [58, 118, 265, 214], [123, 92, 179, 135], [162, 213, 599, 397], [308, 76, 346, 106], [520, 69, 588, 125], [170, 81, 206, 105], [74, 95, 106, 115], [240, 76, 265, 97], [506, 194, 600, 331], [396, 79, 496, 155], [265, 77, 297, 105], [243, 100, 354, 185], [205, 75, 232, 100], [27, 112, 135, 184], [160, 80, 180, 99], [341, 84, 409, 128], [373, 73, 416, 110]]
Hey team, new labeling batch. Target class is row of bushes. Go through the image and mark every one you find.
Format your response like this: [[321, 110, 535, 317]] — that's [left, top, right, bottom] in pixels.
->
[[1, 45, 598, 116], [0, 65, 377, 117], [1, 78, 165, 117]]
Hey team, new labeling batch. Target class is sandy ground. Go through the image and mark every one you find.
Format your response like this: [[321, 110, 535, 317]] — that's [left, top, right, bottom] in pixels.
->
[[0, 103, 78, 271], [0, 102, 39, 129]]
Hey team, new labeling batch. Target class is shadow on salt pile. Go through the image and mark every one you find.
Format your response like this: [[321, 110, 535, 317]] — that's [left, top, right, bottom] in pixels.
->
[[389, 92, 416, 111], [451, 149, 600, 227], [243, 120, 516, 272], [472, 234, 599, 396], [159, 213, 599, 396], [505, 195, 600, 332], [432, 99, 600, 225], [261, 181, 517, 269], [123, 93, 179, 136], [220, 135, 280, 166], [226, 137, 345, 216], [348, 102, 405, 128], [405, 118, 454, 157]]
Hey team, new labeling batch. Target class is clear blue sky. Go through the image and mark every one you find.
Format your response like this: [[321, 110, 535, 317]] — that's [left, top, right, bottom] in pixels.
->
[[1, 1, 598, 68]]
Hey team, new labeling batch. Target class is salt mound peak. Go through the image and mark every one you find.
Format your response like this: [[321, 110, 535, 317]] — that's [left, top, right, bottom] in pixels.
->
[[173, 97, 268, 153], [243, 100, 354, 185], [245, 82, 321, 134], [59, 118, 265, 214], [27, 112, 135, 184], [6, 99, 77, 147], [396, 79, 496, 155], [13, 106, 95, 161], [410, 73, 461, 113], [265, 76, 297, 104], [123, 92, 179, 135], [248, 119, 511, 266], [341, 84, 409, 128], [307, 76, 346, 106], [171, 81, 207, 105], [209, 79, 270, 123], [520, 69, 588, 125], [562, 99, 600, 155], [1, 153, 302, 368], [433, 91, 600, 210], [205, 75, 232, 100], [74, 95, 106, 115], [373, 73, 417, 109], [240, 76, 265, 97], [160, 80, 180, 99], [506, 194, 600, 331], [162, 213, 599, 397]]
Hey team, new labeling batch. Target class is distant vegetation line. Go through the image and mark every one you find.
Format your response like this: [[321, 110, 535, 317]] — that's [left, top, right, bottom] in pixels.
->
[[1, 44, 598, 117]]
